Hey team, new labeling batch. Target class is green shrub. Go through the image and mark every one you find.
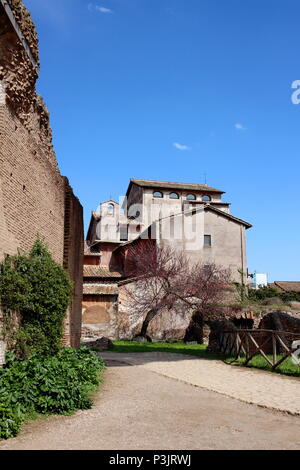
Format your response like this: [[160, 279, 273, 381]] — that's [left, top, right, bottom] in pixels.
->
[[279, 291, 300, 303], [0, 347, 105, 440], [248, 286, 300, 303], [0, 239, 72, 357], [0, 391, 23, 440], [247, 286, 279, 301]]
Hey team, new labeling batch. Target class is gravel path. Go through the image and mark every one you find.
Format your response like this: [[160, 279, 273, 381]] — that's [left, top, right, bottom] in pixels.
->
[[0, 357, 299, 450], [101, 352, 300, 415]]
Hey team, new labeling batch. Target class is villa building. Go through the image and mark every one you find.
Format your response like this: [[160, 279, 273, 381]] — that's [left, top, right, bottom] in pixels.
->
[[82, 179, 252, 340]]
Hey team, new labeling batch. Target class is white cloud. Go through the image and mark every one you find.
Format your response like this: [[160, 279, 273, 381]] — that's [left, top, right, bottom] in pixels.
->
[[235, 123, 247, 131], [173, 142, 191, 151], [96, 6, 113, 13], [88, 4, 113, 14]]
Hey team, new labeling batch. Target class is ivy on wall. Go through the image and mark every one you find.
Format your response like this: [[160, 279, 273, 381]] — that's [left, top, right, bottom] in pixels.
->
[[0, 239, 72, 358]]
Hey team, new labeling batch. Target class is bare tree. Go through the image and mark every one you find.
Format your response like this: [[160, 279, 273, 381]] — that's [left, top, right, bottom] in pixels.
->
[[123, 241, 232, 341]]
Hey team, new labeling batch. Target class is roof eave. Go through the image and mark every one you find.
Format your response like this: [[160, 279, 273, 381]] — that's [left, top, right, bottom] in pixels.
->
[[204, 205, 252, 229], [130, 178, 225, 194]]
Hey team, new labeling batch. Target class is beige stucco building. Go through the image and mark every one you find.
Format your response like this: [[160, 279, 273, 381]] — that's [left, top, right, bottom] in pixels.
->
[[82, 179, 252, 340]]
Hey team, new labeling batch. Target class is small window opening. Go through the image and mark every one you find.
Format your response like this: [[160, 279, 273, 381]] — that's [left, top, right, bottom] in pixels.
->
[[204, 235, 212, 247], [107, 204, 114, 216]]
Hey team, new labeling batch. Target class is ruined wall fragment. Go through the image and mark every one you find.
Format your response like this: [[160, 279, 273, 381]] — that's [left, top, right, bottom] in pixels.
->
[[0, 0, 83, 351]]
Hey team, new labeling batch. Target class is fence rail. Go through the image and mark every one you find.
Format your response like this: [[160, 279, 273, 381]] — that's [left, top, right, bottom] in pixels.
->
[[219, 329, 300, 370]]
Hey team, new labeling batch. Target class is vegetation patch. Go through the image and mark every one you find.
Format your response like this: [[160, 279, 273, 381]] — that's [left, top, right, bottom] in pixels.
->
[[247, 286, 300, 303], [0, 241, 105, 441], [0, 347, 105, 440], [226, 355, 300, 378], [0, 240, 72, 358], [112, 341, 225, 360]]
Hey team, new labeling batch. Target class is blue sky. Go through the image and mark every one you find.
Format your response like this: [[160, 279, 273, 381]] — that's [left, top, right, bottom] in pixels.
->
[[24, 0, 300, 281]]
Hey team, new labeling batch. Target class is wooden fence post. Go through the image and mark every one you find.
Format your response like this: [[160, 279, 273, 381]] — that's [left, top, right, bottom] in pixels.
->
[[272, 333, 277, 365]]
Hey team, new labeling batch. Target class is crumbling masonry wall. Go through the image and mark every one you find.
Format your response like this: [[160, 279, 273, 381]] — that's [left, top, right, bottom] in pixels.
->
[[63, 181, 84, 348], [0, 0, 83, 349]]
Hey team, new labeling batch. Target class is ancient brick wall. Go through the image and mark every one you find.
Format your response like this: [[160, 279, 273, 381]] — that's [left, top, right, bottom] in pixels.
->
[[0, 100, 65, 263], [63, 181, 84, 348], [0, 0, 65, 262], [258, 312, 300, 353], [82, 294, 118, 341], [0, 0, 83, 352]]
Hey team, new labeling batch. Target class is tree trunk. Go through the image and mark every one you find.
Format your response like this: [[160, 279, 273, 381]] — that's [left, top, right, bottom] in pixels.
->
[[140, 309, 158, 338], [184, 312, 204, 344]]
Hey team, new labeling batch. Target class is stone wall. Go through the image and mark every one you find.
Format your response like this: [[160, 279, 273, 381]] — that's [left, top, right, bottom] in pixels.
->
[[118, 284, 193, 341], [0, 97, 66, 263], [0, 0, 64, 263], [82, 294, 118, 340], [63, 181, 84, 348], [0, 0, 83, 350], [258, 312, 300, 353], [0, 0, 39, 123], [0, 81, 5, 104]]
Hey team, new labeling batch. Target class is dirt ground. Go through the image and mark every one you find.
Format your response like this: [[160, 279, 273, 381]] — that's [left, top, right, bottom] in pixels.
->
[[0, 358, 299, 450], [99, 352, 300, 415]]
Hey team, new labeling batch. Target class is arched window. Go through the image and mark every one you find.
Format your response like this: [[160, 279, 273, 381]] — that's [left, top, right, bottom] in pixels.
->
[[169, 192, 179, 199], [202, 195, 211, 202], [107, 203, 114, 216], [186, 194, 196, 201], [153, 191, 163, 199]]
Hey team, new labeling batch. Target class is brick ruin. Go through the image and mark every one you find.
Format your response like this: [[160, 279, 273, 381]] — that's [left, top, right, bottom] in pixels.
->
[[207, 311, 300, 354], [0, 0, 84, 349]]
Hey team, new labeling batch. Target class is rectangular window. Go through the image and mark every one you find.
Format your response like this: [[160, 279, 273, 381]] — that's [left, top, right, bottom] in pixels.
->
[[204, 235, 212, 247], [120, 225, 129, 242]]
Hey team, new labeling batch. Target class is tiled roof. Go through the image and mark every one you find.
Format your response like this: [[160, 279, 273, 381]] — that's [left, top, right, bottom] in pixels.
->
[[129, 179, 225, 194], [273, 282, 300, 293], [83, 266, 122, 278]]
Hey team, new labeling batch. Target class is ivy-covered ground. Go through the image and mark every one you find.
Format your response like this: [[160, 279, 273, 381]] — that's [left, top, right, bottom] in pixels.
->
[[0, 347, 105, 440], [0, 241, 105, 441]]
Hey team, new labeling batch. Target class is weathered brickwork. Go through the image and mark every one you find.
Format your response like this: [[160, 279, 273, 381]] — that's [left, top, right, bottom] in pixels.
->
[[0, 101, 65, 263], [0, 81, 5, 105], [0, 0, 83, 350], [63, 181, 84, 348]]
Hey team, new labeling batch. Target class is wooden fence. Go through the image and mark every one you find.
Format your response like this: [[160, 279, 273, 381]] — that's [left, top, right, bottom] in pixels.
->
[[219, 329, 300, 370]]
